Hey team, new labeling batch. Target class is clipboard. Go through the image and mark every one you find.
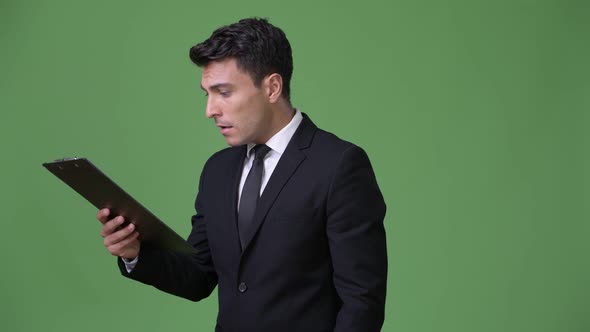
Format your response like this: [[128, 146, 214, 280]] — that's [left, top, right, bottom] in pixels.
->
[[42, 157, 195, 254]]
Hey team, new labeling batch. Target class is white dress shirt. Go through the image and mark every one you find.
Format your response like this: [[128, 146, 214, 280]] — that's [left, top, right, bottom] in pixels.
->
[[238, 109, 303, 208], [124, 109, 303, 272]]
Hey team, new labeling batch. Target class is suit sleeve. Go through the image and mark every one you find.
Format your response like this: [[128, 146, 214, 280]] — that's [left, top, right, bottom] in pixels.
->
[[327, 145, 388, 332], [117, 164, 218, 302]]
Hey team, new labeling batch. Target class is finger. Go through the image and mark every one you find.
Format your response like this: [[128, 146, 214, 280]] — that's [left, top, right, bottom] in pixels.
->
[[100, 216, 125, 238], [100, 216, 124, 237], [96, 208, 111, 224], [108, 231, 140, 257], [103, 222, 135, 247]]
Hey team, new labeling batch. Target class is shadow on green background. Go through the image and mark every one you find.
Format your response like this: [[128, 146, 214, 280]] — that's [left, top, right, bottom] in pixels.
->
[[1, 0, 588, 331]]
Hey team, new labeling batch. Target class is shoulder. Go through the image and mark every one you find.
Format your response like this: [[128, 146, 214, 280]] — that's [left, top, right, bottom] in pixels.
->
[[299, 114, 363, 156], [313, 128, 355, 150], [206, 145, 242, 163], [308, 127, 368, 163], [201, 145, 244, 174]]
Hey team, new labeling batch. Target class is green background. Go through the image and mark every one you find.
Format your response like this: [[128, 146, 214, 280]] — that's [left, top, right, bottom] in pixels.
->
[[1, 0, 588, 331]]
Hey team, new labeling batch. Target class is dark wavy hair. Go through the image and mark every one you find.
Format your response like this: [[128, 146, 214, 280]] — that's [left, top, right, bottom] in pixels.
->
[[189, 18, 293, 103]]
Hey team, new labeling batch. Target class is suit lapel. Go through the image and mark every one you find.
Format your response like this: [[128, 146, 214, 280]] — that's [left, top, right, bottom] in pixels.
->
[[240, 114, 317, 252], [227, 146, 247, 254]]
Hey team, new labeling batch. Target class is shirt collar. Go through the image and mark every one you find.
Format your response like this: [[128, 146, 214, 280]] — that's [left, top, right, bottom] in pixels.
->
[[246, 109, 303, 158]]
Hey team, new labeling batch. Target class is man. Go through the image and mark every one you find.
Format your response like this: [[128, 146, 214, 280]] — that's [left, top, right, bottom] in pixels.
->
[[98, 18, 387, 332]]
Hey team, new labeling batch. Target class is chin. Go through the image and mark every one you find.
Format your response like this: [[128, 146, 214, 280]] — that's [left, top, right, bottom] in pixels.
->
[[224, 136, 246, 147]]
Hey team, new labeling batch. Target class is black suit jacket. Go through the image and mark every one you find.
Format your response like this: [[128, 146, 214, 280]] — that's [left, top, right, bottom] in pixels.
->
[[119, 114, 388, 332]]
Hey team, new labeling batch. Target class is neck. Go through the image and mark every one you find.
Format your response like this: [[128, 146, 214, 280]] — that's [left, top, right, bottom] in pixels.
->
[[256, 100, 295, 144]]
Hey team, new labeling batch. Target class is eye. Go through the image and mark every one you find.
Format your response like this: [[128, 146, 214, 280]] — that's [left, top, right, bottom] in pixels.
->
[[219, 91, 232, 97]]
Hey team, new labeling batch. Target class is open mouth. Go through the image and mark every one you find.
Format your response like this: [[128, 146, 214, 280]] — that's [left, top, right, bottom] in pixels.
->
[[219, 125, 233, 134]]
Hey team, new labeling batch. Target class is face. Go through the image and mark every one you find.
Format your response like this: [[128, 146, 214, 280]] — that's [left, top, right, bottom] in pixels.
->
[[201, 58, 275, 146]]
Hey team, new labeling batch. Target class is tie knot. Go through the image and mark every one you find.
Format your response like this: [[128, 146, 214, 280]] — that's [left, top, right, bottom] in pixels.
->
[[253, 144, 271, 161]]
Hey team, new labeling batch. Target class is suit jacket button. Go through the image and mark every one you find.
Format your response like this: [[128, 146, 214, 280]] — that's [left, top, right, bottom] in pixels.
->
[[238, 282, 248, 293]]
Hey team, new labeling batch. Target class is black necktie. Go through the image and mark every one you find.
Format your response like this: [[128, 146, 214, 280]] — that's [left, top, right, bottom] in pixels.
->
[[238, 144, 271, 249]]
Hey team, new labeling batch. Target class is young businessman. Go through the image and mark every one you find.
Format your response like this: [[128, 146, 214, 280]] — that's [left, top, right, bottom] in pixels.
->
[[98, 17, 387, 332]]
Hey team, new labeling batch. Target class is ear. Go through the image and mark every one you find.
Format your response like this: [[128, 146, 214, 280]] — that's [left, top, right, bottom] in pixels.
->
[[264, 73, 283, 103]]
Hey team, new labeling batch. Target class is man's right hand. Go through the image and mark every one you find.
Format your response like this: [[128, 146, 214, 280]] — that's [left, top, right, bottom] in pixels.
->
[[97, 208, 140, 260]]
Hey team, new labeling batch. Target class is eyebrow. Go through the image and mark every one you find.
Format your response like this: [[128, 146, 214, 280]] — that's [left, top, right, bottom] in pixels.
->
[[200, 83, 233, 91]]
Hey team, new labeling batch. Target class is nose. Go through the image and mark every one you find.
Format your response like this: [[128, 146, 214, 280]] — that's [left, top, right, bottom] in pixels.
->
[[205, 98, 221, 118]]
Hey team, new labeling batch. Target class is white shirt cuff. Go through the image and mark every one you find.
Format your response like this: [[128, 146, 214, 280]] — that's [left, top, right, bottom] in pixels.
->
[[122, 256, 138, 273]]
